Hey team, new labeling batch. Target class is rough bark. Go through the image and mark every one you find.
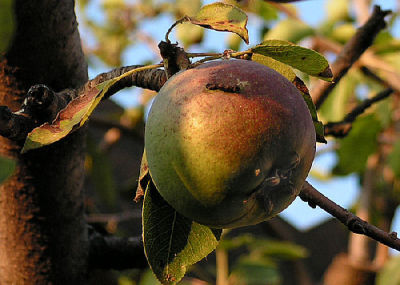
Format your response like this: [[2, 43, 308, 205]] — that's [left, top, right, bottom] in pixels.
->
[[0, 0, 88, 283]]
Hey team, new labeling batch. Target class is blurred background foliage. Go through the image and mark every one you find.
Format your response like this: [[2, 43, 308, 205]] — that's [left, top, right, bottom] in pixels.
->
[[73, 0, 400, 284]]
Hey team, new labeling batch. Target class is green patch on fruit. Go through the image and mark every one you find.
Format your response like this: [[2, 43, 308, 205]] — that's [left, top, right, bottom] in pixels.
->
[[188, 2, 249, 44], [252, 40, 332, 81], [142, 179, 222, 285]]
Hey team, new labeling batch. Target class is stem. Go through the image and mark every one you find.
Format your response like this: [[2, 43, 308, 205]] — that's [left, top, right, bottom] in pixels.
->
[[299, 181, 400, 251], [165, 17, 189, 44], [216, 246, 229, 285]]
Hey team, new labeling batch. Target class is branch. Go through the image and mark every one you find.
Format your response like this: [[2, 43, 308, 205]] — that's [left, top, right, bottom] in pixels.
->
[[88, 64, 167, 100], [0, 65, 167, 142], [88, 228, 147, 270], [299, 181, 400, 251], [0, 106, 35, 141], [324, 88, 394, 137], [312, 6, 391, 109]]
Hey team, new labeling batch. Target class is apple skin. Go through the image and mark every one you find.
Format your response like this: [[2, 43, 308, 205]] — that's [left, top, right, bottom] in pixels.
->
[[145, 59, 316, 229]]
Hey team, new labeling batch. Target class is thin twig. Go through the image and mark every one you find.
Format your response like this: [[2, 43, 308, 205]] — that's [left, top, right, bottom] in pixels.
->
[[324, 88, 394, 137], [299, 181, 400, 251], [312, 6, 391, 109], [165, 17, 189, 44], [87, 210, 141, 224]]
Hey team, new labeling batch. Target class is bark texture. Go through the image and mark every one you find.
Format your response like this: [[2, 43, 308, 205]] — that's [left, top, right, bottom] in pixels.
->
[[0, 0, 88, 283]]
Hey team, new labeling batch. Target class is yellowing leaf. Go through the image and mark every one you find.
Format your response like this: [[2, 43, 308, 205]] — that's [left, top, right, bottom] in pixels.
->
[[22, 64, 162, 153], [188, 2, 249, 44], [252, 40, 332, 81]]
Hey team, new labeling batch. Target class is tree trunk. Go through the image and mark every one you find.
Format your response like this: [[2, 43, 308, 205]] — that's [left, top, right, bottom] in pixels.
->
[[0, 0, 88, 283]]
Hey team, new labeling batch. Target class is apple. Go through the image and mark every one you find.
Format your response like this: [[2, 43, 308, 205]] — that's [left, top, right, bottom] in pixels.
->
[[145, 59, 315, 228]]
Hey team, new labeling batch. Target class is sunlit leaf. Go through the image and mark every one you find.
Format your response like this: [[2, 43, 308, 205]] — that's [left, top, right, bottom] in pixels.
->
[[331, 23, 356, 43], [333, 114, 382, 175], [319, 74, 357, 122], [251, 53, 296, 81], [143, 180, 221, 285], [227, 33, 243, 51], [252, 40, 332, 80], [0, 156, 15, 183], [188, 2, 249, 44], [22, 65, 161, 153], [176, 23, 204, 48], [326, 0, 350, 22], [264, 18, 314, 43]]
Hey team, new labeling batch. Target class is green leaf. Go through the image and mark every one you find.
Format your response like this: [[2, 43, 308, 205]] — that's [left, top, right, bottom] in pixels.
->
[[333, 114, 382, 175], [388, 139, 400, 179], [0, 0, 15, 54], [0, 156, 15, 183], [135, 150, 150, 202], [21, 65, 160, 153], [229, 260, 280, 285], [188, 2, 249, 44], [292, 77, 326, 143], [264, 18, 314, 43], [376, 255, 400, 285], [143, 179, 222, 285], [251, 53, 296, 81], [319, 74, 357, 122], [252, 40, 332, 80]]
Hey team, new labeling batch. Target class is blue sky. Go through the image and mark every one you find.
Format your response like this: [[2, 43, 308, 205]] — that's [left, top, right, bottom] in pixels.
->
[[82, 0, 400, 233]]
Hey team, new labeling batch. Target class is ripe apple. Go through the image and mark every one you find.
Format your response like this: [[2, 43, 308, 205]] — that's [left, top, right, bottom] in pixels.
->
[[145, 59, 316, 228]]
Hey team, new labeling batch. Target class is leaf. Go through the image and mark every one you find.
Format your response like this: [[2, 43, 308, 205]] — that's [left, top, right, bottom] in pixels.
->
[[326, 0, 350, 22], [319, 74, 357, 122], [388, 139, 400, 179], [0, 156, 15, 183], [21, 65, 161, 153], [229, 260, 280, 285], [292, 77, 326, 143], [135, 150, 150, 202], [333, 114, 382, 175], [376, 255, 400, 285], [251, 53, 296, 81], [143, 180, 221, 285], [188, 2, 249, 44], [176, 23, 204, 48], [252, 40, 332, 81], [264, 18, 314, 43]]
